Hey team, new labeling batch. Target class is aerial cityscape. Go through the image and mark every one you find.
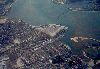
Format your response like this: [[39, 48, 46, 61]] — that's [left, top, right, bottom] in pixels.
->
[[0, 0, 100, 69]]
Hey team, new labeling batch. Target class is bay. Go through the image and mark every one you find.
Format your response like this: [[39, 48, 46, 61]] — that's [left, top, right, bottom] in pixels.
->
[[7, 0, 100, 40]]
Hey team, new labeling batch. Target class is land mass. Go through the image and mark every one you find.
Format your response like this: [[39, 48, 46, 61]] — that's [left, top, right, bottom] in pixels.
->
[[0, 0, 15, 16], [0, 18, 87, 69], [0, 0, 100, 69]]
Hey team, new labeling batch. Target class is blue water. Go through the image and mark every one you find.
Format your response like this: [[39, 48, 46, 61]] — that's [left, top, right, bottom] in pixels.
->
[[7, 0, 100, 40]]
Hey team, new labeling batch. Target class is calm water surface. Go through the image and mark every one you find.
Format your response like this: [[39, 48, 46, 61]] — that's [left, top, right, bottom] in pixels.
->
[[8, 0, 100, 40]]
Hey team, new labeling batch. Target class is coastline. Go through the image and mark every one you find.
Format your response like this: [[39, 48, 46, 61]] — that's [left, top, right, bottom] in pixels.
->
[[0, 0, 15, 16]]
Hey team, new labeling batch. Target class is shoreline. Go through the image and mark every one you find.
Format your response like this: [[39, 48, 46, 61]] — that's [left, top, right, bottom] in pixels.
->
[[0, 0, 15, 16]]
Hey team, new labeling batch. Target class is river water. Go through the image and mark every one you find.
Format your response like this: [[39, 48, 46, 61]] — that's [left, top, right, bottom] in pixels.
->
[[7, 0, 100, 40]]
